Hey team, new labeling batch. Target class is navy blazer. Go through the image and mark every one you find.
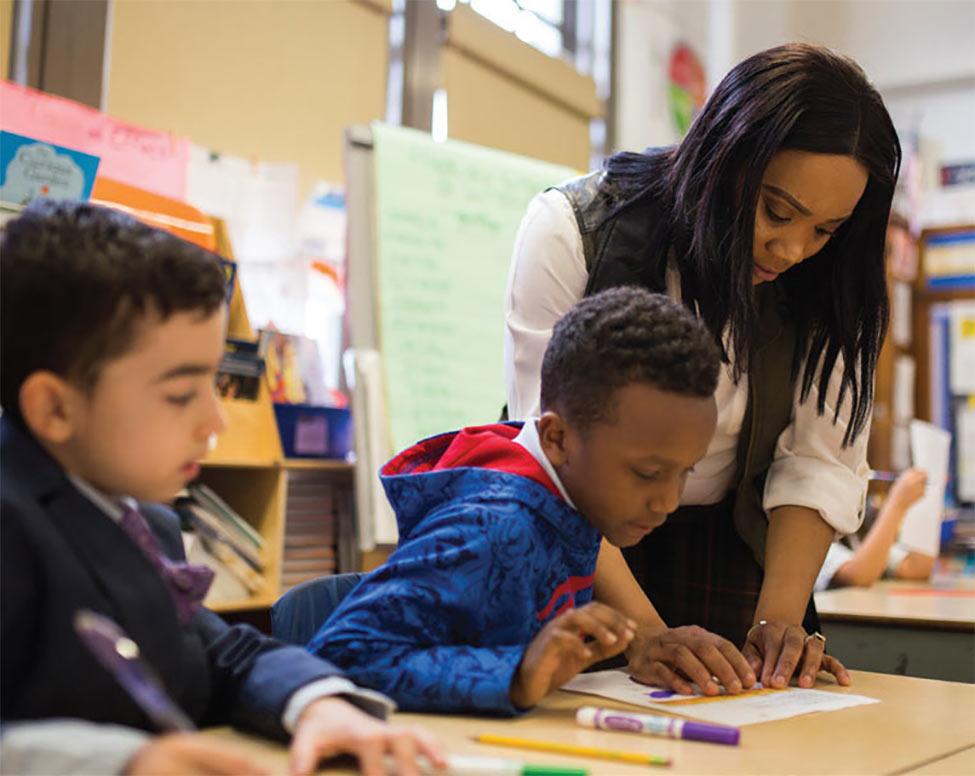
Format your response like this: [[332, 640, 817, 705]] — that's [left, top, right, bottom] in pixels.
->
[[0, 417, 345, 740]]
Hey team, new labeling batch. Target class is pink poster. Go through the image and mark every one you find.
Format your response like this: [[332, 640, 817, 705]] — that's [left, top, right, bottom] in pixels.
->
[[0, 81, 189, 200]]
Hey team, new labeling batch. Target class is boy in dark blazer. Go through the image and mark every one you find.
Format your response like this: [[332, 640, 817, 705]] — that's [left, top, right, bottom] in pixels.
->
[[0, 200, 442, 776]]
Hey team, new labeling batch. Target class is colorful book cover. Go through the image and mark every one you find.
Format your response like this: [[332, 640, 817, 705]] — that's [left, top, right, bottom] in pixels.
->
[[0, 130, 100, 204]]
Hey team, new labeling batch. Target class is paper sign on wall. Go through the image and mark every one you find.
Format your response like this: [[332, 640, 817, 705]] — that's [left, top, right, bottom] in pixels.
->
[[1, 81, 189, 200], [0, 131, 100, 203]]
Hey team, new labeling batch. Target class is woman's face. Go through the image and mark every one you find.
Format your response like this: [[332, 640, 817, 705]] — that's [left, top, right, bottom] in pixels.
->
[[752, 150, 868, 284]]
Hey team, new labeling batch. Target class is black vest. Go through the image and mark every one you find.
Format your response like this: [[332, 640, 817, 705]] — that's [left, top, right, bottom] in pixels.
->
[[555, 171, 798, 566]]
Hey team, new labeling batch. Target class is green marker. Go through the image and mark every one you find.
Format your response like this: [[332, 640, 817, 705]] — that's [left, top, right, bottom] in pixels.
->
[[424, 756, 588, 775]]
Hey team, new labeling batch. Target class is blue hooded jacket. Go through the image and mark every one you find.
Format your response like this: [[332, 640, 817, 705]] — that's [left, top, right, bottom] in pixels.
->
[[307, 423, 601, 715]]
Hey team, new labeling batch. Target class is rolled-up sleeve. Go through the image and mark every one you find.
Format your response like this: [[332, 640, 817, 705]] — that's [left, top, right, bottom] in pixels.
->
[[503, 189, 588, 420], [763, 359, 871, 536], [0, 719, 149, 775]]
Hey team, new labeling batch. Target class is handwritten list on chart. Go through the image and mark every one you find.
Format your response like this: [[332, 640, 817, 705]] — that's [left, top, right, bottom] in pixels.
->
[[373, 124, 577, 451]]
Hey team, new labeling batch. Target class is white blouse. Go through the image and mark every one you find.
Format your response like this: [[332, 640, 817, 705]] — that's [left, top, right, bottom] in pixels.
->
[[503, 189, 869, 536]]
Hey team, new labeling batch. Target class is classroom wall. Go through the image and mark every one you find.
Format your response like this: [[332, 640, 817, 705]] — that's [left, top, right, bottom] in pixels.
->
[[443, 4, 601, 172], [840, 0, 975, 167], [726, 0, 975, 163], [614, 0, 711, 151], [1, 0, 13, 81], [104, 0, 391, 196], [615, 0, 975, 163]]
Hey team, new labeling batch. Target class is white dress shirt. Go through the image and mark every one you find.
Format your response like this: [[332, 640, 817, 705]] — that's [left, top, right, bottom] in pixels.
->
[[503, 189, 870, 536], [512, 418, 576, 508]]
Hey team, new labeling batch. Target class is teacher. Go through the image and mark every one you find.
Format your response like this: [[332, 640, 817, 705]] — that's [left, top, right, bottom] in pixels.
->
[[503, 44, 900, 695]]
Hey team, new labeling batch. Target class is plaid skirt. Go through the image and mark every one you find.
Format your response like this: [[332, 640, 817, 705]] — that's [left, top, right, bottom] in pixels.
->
[[622, 494, 820, 647]]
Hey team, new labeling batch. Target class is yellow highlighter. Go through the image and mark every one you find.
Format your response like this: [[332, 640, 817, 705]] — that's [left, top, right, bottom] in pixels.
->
[[474, 733, 672, 767]]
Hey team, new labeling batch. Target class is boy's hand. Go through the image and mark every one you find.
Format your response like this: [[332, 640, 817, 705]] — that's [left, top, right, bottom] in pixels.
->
[[290, 696, 445, 776], [627, 625, 756, 696], [510, 602, 636, 709], [127, 733, 269, 775], [888, 468, 928, 510]]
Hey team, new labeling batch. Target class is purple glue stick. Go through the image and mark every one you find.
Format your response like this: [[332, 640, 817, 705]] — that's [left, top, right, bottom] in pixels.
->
[[576, 706, 740, 746]]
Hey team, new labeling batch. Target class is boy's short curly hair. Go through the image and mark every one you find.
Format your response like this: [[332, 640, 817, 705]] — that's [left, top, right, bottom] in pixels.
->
[[1, 199, 228, 421], [540, 286, 721, 428]]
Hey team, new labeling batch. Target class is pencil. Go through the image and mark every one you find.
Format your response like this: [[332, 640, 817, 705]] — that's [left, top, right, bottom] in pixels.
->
[[474, 733, 672, 767]]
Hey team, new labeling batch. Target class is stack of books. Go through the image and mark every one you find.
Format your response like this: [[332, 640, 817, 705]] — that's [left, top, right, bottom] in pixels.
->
[[281, 471, 339, 589], [176, 484, 267, 602]]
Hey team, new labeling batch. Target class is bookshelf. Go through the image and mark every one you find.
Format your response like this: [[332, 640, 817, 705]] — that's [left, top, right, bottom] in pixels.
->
[[196, 222, 285, 612], [913, 224, 975, 424], [195, 465, 285, 613], [199, 219, 358, 611], [871, 222, 975, 507], [868, 216, 918, 479], [284, 458, 355, 472]]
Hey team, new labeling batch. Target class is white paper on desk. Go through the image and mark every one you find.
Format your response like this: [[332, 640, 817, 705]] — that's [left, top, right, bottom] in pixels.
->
[[899, 420, 952, 556], [562, 670, 878, 726]]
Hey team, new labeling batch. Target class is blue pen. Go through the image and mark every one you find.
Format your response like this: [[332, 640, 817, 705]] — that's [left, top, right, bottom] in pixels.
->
[[73, 609, 195, 732]]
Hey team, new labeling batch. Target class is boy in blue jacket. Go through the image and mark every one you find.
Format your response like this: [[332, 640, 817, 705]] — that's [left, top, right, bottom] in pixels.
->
[[310, 286, 722, 714], [0, 200, 441, 776]]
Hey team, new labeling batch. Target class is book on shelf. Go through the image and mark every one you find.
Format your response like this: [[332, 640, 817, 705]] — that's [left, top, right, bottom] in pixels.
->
[[180, 501, 263, 571], [280, 470, 341, 589], [217, 337, 265, 401], [177, 504, 267, 595], [183, 532, 262, 601], [175, 484, 267, 592], [924, 229, 975, 289], [188, 483, 264, 550]]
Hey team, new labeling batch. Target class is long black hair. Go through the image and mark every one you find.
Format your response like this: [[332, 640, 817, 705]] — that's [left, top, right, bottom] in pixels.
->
[[605, 43, 900, 445]]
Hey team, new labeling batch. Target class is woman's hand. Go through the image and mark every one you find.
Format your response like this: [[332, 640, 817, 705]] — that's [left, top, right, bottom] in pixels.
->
[[627, 625, 757, 696], [742, 620, 850, 689]]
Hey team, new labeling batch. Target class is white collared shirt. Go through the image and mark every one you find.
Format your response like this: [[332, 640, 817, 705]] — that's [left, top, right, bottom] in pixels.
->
[[503, 189, 869, 536], [68, 475, 130, 523], [512, 418, 576, 508]]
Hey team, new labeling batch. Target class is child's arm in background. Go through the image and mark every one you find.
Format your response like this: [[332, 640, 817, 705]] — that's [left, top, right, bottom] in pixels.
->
[[833, 468, 930, 587], [892, 551, 936, 581], [887, 542, 937, 581]]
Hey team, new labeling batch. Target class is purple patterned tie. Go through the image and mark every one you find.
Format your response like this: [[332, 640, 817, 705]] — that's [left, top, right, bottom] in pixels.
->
[[119, 505, 214, 625]]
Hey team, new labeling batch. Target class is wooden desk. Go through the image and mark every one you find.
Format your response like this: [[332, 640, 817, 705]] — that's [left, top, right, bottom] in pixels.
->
[[903, 745, 975, 775], [815, 577, 975, 682], [205, 671, 975, 775]]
